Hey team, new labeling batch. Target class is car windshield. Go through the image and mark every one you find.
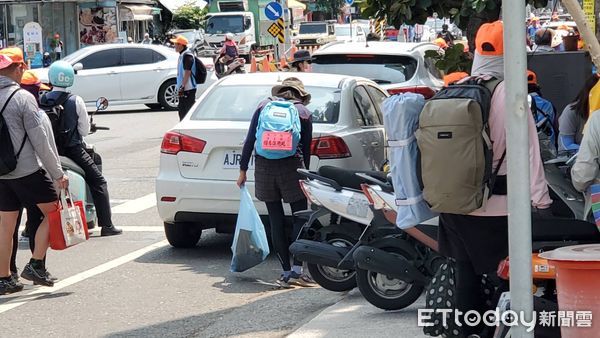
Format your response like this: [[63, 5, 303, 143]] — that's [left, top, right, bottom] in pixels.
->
[[300, 23, 326, 34], [205, 15, 244, 34], [335, 26, 363, 36], [176, 31, 196, 42], [312, 54, 418, 84], [62, 48, 93, 63], [191, 85, 341, 123]]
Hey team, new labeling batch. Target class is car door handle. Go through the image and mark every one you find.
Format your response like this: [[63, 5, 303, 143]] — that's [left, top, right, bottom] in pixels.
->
[[153, 67, 164, 72], [108, 71, 117, 75], [371, 142, 379, 146]]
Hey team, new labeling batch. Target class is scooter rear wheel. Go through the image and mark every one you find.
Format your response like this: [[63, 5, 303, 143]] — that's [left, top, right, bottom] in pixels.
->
[[306, 232, 357, 292], [355, 247, 424, 311]]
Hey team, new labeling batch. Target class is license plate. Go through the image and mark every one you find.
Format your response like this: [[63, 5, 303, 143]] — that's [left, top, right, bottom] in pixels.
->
[[261, 131, 293, 151], [223, 150, 255, 169]]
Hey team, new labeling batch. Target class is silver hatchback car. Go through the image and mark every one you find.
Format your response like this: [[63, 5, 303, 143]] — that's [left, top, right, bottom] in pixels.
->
[[156, 72, 389, 247]]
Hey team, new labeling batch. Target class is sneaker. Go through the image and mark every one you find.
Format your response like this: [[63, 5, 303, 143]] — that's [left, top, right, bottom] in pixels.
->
[[288, 272, 316, 287], [276, 275, 294, 289], [21, 263, 54, 287], [0, 277, 24, 295], [101, 225, 123, 237], [33, 270, 58, 285]]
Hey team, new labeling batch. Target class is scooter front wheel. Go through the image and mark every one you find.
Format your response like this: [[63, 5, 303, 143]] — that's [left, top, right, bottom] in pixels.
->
[[355, 247, 424, 311], [306, 233, 357, 292]]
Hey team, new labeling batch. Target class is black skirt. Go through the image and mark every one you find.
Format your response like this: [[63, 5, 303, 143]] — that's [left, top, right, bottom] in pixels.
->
[[254, 155, 305, 203], [438, 213, 509, 275]]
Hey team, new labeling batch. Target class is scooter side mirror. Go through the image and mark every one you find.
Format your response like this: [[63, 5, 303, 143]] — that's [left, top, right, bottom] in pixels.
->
[[96, 97, 109, 111]]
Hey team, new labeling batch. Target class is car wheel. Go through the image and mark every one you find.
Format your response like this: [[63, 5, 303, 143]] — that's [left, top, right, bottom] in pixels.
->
[[145, 103, 163, 111], [164, 222, 202, 248], [158, 80, 179, 111]]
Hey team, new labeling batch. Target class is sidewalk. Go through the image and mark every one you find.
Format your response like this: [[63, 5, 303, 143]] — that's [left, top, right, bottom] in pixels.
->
[[288, 290, 430, 338]]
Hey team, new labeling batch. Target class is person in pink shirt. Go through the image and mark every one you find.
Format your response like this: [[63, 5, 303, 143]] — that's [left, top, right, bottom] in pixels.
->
[[437, 21, 552, 337]]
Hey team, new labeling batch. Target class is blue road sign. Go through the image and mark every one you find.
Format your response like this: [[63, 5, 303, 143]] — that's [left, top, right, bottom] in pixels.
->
[[265, 2, 283, 21], [345, 0, 354, 5]]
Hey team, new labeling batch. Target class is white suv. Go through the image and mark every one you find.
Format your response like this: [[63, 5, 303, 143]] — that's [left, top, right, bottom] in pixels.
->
[[156, 72, 389, 248], [312, 41, 444, 98]]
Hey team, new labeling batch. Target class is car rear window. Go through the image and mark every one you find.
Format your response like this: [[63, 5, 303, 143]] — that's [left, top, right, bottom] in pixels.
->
[[190, 85, 340, 123], [312, 54, 418, 85]]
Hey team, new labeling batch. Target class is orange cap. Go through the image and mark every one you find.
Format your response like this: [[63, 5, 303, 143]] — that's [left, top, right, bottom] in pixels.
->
[[0, 47, 27, 68], [21, 70, 50, 90], [170, 35, 189, 46], [433, 37, 448, 49], [475, 21, 504, 56], [0, 54, 13, 70], [444, 72, 469, 86], [527, 70, 537, 85]]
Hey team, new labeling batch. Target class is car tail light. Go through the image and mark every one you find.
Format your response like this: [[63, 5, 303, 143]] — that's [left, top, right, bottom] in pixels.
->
[[387, 86, 436, 99], [300, 181, 322, 206], [311, 136, 351, 159], [160, 196, 176, 202], [161, 131, 207, 155]]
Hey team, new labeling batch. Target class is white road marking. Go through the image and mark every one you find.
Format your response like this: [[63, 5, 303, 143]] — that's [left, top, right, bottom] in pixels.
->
[[0, 240, 169, 314], [111, 193, 156, 214]]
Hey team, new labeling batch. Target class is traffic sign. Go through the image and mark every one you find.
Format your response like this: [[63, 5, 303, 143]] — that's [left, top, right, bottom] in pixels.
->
[[265, 2, 283, 21], [267, 18, 285, 43], [345, 0, 354, 5]]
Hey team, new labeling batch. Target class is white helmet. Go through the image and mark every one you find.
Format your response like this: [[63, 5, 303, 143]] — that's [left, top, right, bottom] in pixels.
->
[[225, 33, 234, 41]]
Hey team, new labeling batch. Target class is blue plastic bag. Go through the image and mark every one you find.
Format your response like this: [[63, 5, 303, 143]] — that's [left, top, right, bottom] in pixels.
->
[[230, 186, 270, 272]]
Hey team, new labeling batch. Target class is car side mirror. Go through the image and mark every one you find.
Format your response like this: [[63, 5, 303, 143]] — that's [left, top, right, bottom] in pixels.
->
[[96, 97, 109, 111], [245, 18, 252, 30], [73, 63, 83, 74]]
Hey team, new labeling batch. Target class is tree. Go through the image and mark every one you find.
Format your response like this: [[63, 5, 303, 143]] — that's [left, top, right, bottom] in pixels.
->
[[172, 4, 207, 30], [315, 0, 345, 19], [361, 0, 549, 50]]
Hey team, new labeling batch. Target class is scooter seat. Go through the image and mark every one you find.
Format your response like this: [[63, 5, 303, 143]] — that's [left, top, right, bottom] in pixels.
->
[[532, 218, 600, 242], [317, 166, 387, 190], [60, 156, 85, 178]]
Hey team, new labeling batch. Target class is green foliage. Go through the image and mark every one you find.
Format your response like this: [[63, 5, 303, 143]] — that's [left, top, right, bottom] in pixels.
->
[[315, 0, 345, 16], [173, 4, 207, 29], [363, 0, 548, 31], [424, 43, 473, 73]]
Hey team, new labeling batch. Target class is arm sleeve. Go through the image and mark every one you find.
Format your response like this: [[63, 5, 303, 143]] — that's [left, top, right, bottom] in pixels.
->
[[559, 105, 578, 136], [240, 108, 260, 171], [76, 96, 90, 137], [183, 54, 194, 71], [300, 114, 313, 170], [22, 96, 63, 180], [560, 135, 580, 151], [572, 113, 600, 192], [527, 102, 553, 208]]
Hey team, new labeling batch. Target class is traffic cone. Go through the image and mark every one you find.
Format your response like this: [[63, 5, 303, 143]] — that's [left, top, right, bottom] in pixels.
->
[[250, 55, 257, 73], [279, 56, 288, 69], [290, 44, 298, 60], [261, 56, 270, 72]]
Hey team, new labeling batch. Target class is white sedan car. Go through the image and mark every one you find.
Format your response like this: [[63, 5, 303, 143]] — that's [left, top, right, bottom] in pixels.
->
[[156, 72, 390, 247], [33, 44, 217, 110], [312, 41, 444, 99]]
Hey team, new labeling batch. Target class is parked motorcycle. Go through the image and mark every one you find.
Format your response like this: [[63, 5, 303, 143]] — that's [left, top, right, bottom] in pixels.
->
[[60, 97, 109, 229], [214, 54, 246, 78]]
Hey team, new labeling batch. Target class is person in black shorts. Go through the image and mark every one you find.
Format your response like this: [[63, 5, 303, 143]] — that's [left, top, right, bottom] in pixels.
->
[[0, 48, 68, 295], [237, 77, 315, 288]]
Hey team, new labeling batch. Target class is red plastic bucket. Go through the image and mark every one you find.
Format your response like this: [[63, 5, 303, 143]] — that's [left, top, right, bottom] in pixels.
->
[[540, 244, 600, 337]]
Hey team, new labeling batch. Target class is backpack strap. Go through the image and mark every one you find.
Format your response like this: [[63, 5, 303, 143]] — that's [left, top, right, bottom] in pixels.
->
[[0, 88, 27, 158], [183, 50, 197, 87]]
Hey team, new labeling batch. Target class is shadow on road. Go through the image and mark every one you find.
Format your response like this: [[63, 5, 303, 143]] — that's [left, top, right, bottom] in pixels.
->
[[103, 285, 343, 338]]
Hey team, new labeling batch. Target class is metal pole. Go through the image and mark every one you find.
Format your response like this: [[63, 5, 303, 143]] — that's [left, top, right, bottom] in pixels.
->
[[503, 0, 534, 337]]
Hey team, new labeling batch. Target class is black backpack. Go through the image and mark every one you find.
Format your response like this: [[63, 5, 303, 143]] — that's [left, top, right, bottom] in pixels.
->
[[184, 51, 207, 85], [40, 91, 73, 151], [0, 89, 26, 175]]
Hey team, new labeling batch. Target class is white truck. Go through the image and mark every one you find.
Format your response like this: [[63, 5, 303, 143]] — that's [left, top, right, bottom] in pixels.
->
[[293, 21, 336, 47], [204, 0, 285, 58]]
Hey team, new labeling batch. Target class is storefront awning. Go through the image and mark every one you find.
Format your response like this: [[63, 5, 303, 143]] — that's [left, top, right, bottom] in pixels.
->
[[158, 0, 208, 13], [287, 0, 306, 10], [120, 5, 155, 21]]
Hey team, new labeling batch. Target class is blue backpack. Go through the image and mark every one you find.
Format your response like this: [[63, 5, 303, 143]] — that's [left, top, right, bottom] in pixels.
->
[[255, 99, 301, 159]]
